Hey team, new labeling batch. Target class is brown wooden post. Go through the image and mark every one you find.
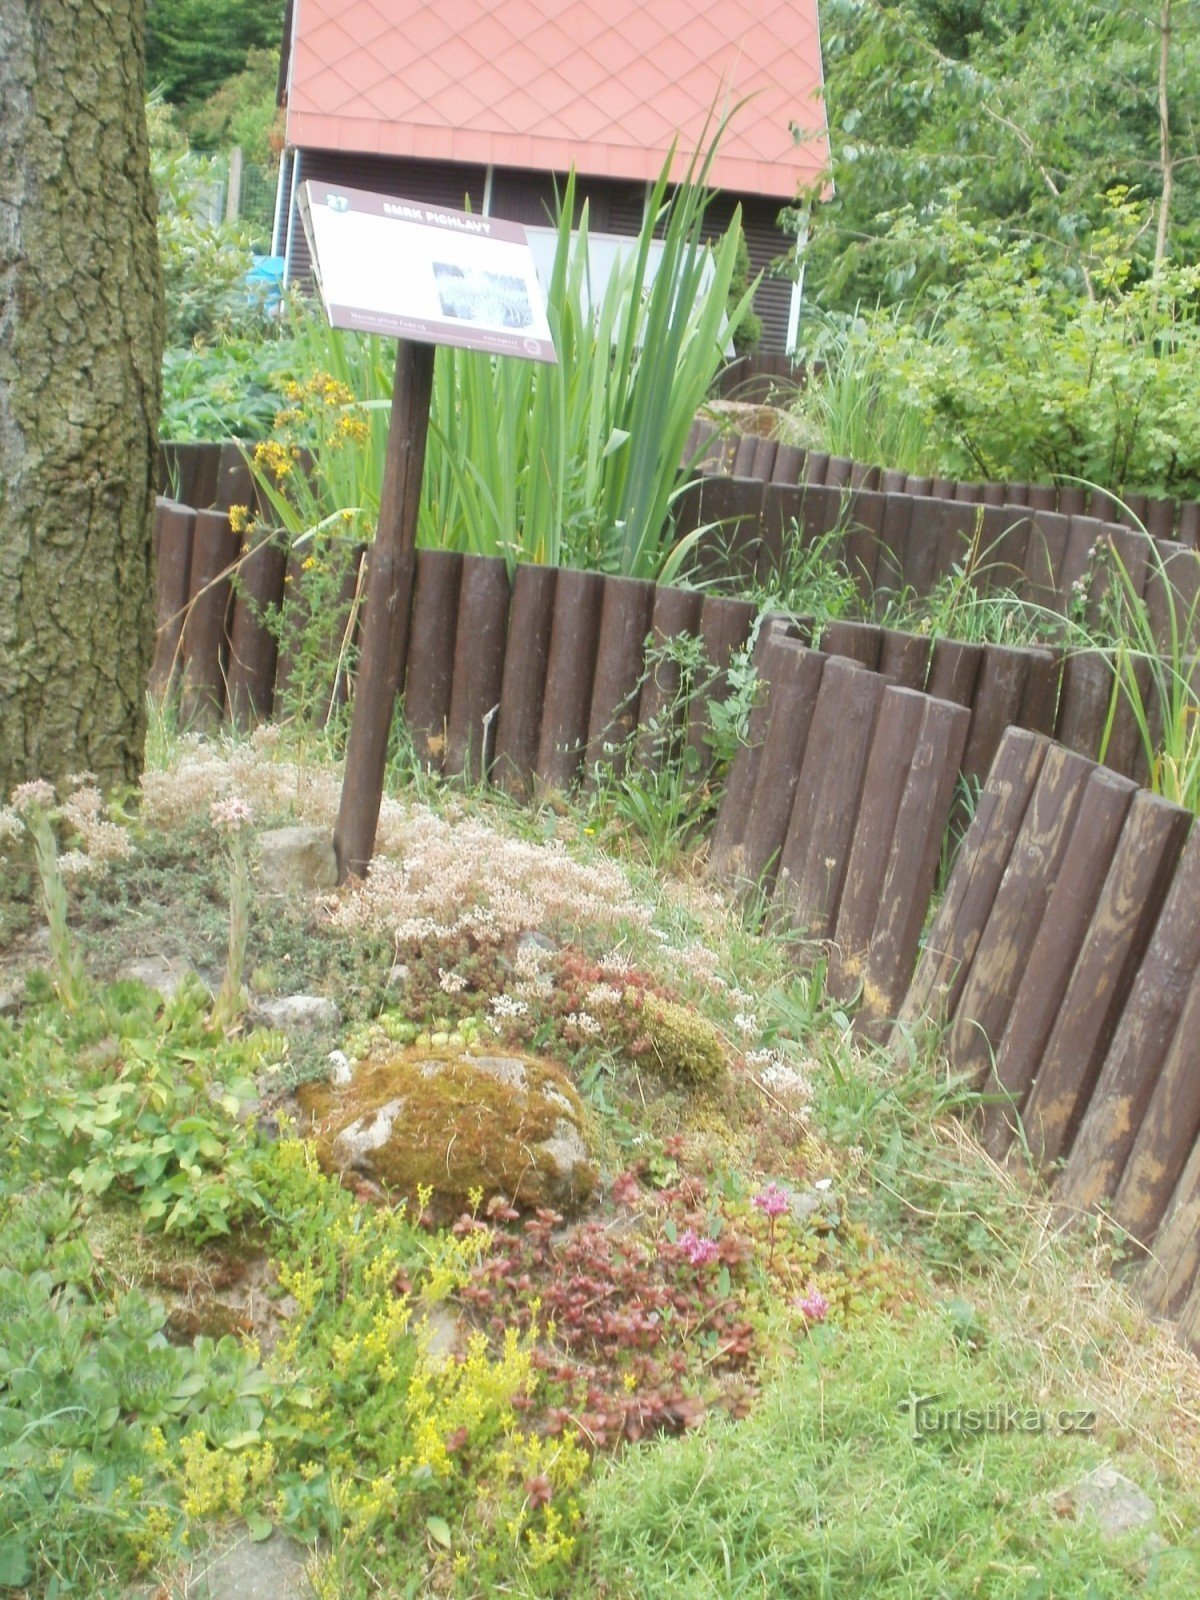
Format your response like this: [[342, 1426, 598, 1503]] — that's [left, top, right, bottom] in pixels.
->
[[334, 339, 435, 880]]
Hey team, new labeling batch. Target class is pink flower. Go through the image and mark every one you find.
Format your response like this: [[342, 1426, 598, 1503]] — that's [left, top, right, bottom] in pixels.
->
[[798, 1284, 829, 1323], [752, 1183, 789, 1220], [677, 1228, 719, 1267], [210, 794, 253, 832]]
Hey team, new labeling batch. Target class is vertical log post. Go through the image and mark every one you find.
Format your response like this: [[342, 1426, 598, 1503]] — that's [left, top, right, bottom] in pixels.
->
[[334, 339, 435, 880]]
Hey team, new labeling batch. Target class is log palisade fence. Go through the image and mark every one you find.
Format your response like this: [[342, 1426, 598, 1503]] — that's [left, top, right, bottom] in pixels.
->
[[154, 438, 1200, 1353]]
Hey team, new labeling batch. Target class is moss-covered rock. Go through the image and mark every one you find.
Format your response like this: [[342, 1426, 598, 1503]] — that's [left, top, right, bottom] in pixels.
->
[[299, 1047, 595, 1218], [639, 993, 727, 1087]]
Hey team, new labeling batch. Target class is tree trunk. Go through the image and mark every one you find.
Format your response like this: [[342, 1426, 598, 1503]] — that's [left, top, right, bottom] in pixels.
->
[[0, 0, 164, 794]]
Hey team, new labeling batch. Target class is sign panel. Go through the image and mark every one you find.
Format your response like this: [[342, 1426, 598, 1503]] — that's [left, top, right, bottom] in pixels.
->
[[299, 181, 556, 363]]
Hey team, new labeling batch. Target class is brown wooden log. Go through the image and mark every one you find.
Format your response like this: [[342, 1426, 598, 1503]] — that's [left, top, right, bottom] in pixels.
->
[[841, 489, 884, 602], [1016, 648, 1061, 739], [492, 563, 559, 798], [149, 499, 195, 694], [1020, 790, 1190, 1170], [1055, 650, 1114, 762], [758, 484, 806, 580], [180, 507, 239, 726], [738, 641, 828, 894], [771, 444, 806, 485], [819, 618, 882, 670], [946, 745, 1095, 1088], [697, 475, 765, 580], [1110, 968, 1200, 1250], [851, 693, 970, 1030], [226, 526, 288, 727], [445, 554, 512, 781], [1055, 826, 1200, 1221], [829, 688, 958, 1007], [894, 728, 1048, 1037], [335, 339, 435, 879], [878, 629, 931, 690], [585, 575, 656, 779], [1134, 1128, 1200, 1318], [535, 567, 605, 793], [708, 622, 801, 878], [979, 765, 1136, 1158], [870, 493, 910, 607], [684, 595, 757, 780], [926, 637, 983, 709], [632, 584, 705, 772], [960, 645, 1033, 790], [402, 548, 464, 770], [1022, 510, 1071, 611], [772, 658, 885, 941]]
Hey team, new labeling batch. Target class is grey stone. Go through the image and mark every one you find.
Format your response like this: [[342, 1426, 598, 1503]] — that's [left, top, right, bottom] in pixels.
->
[[386, 962, 411, 990], [257, 826, 338, 895], [327, 1049, 353, 1086], [517, 930, 557, 958], [1069, 1465, 1157, 1539], [117, 954, 200, 1001], [0, 986, 19, 1018], [187, 1530, 312, 1599], [252, 995, 341, 1032]]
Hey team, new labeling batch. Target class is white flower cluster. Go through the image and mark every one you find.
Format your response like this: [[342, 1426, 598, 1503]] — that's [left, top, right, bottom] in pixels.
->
[[565, 1011, 602, 1037], [745, 1046, 812, 1104], [438, 968, 468, 994], [332, 803, 651, 946], [59, 786, 133, 864]]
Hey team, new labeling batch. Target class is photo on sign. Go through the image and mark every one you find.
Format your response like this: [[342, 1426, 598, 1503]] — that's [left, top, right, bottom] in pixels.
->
[[433, 263, 534, 330]]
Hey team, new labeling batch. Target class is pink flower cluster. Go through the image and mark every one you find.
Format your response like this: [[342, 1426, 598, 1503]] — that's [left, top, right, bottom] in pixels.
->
[[798, 1285, 829, 1323], [210, 794, 253, 832], [752, 1183, 790, 1220], [677, 1229, 720, 1268]]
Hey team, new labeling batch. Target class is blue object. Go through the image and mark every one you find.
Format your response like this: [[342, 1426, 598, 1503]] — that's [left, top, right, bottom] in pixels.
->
[[246, 255, 285, 311]]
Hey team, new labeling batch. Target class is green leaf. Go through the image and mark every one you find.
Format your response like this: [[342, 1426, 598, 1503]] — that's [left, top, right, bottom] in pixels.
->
[[0, 1536, 29, 1587], [246, 1513, 274, 1543], [426, 1515, 453, 1549]]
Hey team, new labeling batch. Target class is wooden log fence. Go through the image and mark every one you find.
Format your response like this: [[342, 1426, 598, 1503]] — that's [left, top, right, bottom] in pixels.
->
[[151, 473, 1200, 1354]]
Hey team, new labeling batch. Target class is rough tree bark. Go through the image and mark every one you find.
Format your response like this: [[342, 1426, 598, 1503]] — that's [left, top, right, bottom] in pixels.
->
[[0, 0, 164, 793]]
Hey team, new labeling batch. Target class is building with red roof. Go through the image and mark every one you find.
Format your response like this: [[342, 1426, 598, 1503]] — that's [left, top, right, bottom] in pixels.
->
[[273, 0, 828, 351]]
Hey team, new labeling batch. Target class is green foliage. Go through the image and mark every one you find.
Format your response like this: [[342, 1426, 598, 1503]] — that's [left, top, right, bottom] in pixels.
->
[[799, 0, 1200, 311], [187, 46, 282, 162], [727, 227, 763, 357], [795, 201, 1200, 500], [147, 0, 285, 108], [160, 335, 294, 441], [788, 313, 937, 474], [3, 982, 269, 1240]]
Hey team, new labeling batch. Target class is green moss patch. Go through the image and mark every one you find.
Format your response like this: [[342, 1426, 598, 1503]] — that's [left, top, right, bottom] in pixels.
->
[[300, 1046, 596, 1220]]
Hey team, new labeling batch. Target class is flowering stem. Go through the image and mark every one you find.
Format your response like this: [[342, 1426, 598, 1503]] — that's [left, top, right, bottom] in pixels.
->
[[26, 806, 87, 1011], [213, 830, 252, 1029]]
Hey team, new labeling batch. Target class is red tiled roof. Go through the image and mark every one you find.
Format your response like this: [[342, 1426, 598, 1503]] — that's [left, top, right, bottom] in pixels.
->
[[285, 0, 828, 200]]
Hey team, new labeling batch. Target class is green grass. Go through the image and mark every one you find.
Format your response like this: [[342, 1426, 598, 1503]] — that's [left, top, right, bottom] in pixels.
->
[[582, 1313, 1196, 1599]]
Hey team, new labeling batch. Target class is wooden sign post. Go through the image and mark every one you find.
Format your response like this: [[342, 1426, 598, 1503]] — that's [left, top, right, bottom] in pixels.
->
[[295, 180, 555, 879], [333, 338, 434, 878]]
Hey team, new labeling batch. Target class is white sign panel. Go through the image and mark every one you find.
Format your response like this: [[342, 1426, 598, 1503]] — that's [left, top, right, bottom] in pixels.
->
[[299, 181, 556, 363]]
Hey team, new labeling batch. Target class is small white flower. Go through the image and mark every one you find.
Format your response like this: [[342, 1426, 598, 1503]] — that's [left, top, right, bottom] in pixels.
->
[[0, 806, 23, 845], [566, 1011, 602, 1036], [11, 779, 55, 814], [56, 850, 94, 879], [490, 994, 529, 1019], [585, 982, 621, 1009], [733, 1011, 758, 1038], [438, 968, 468, 994]]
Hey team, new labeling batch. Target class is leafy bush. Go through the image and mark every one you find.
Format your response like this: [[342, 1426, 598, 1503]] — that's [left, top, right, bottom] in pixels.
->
[[801, 198, 1200, 500]]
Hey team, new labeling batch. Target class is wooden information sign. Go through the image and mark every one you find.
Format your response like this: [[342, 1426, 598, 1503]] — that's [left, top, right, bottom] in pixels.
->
[[296, 182, 555, 878]]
